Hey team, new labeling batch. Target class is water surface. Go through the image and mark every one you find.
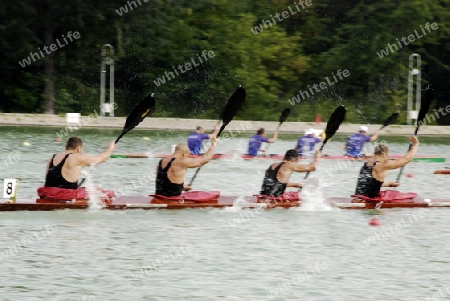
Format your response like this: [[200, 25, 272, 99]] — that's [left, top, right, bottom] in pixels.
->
[[0, 126, 449, 300]]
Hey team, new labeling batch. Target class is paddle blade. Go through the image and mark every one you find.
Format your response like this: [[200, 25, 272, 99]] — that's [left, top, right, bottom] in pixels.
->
[[116, 94, 155, 143], [416, 86, 434, 130], [323, 105, 347, 144], [383, 112, 399, 127], [218, 86, 246, 137], [123, 94, 155, 131], [279, 108, 291, 124]]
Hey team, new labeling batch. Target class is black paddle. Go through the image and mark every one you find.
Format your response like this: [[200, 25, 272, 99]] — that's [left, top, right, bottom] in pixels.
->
[[396, 86, 434, 183], [379, 112, 399, 130], [115, 94, 156, 143], [304, 105, 347, 180], [263, 108, 291, 156], [277, 108, 291, 130], [188, 86, 246, 186], [77, 94, 155, 187]]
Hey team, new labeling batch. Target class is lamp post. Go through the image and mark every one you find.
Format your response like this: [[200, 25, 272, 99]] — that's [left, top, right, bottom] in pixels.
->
[[100, 44, 115, 117], [407, 53, 421, 125]]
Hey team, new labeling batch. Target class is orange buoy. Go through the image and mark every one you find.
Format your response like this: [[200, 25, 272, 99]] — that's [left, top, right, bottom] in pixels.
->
[[369, 218, 381, 226], [406, 173, 414, 178], [55, 138, 62, 142]]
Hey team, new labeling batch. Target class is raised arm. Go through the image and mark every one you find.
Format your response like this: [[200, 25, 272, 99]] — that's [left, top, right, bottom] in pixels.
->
[[292, 150, 320, 172], [185, 137, 218, 168], [208, 124, 220, 139], [383, 135, 419, 170], [268, 130, 278, 143], [75, 141, 116, 167], [369, 130, 379, 142]]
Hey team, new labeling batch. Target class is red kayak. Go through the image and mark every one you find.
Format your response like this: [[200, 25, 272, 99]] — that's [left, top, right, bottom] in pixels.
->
[[434, 169, 450, 174], [1, 190, 449, 211]]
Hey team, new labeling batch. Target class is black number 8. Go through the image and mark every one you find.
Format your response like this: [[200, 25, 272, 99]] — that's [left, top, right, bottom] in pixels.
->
[[6, 182, 13, 195]]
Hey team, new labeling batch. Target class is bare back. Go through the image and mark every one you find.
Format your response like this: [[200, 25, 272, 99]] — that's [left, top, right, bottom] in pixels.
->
[[46, 152, 83, 183], [158, 154, 213, 184], [272, 161, 312, 183], [371, 160, 389, 182]]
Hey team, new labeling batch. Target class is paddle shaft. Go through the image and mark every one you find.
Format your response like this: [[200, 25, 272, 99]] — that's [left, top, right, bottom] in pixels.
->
[[395, 128, 420, 183], [303, 141, 327, 180], [188, 121, 221, 186], [262, 124, 281, 156], [78, 95, 155, 187]]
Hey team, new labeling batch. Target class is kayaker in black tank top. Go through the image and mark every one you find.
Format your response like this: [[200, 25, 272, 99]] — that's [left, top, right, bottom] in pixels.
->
[[43, 137, 116, 189], [353, 136, 420, 199], [156, 158, 184, 196], [259, 149, 321, 197], [45, 153, 78, 189], [153, 139, 218, 197], [260, 162, 287, 197], [354, 161, 383, 197]]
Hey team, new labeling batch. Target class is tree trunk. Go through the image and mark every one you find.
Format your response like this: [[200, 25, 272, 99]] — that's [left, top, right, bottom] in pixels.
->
[[44, 19, 55, 114]]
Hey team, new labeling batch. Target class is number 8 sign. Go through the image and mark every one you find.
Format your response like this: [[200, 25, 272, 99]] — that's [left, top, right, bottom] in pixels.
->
[[3, 179, 18, 201]]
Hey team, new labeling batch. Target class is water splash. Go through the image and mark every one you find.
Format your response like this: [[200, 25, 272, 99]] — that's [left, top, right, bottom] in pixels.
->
[[82, 166, 103, 210], [222, 196, 247, 212], [295, 177, 336, 211]]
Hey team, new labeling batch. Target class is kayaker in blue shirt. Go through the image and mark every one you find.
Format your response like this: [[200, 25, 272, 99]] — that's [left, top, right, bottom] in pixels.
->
[[247, 128, 278, 156], [295, 129, 323, 157], [345, 126, 379, 158], [187, 125, 219, 155]]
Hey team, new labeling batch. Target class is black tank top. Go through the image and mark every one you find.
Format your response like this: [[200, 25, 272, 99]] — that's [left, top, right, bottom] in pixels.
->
[[260, 162, 287, 197], [155, 158, 184, 196], [44, 154, 78, 189], [354, 162, 383, 197]]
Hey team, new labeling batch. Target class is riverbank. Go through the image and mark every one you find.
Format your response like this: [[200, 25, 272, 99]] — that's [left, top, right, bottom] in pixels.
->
[[0, 113, 449, 135]]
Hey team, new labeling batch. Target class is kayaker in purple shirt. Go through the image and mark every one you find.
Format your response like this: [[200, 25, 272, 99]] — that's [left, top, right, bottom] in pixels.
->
[[345, 126, 379, 158], [247, 128, 278, 156], [187, 125, 219, 155], [295, 129, 323, 157]]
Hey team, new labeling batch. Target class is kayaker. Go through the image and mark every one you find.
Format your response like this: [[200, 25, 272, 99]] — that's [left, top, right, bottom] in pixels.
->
[[260, 149, 320, 197], [44, 137, 116, 188], [295, 129, 323, 157], [354, 135, 419, 198], [187, 125, 219, 155], [345, 126, 379, 158], [156, 137, 218, 196], [247, 128, 278, 156]]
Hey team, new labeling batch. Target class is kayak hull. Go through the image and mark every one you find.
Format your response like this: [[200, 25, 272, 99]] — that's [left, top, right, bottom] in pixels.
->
[[434, 169, 450, 174], [0, 195, 449, 211]]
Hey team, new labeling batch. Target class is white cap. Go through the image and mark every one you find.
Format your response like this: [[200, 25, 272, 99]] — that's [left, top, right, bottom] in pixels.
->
[[313, 129, 323, 136], [305, 128, 314, 135], [359, 126, 369, 133]]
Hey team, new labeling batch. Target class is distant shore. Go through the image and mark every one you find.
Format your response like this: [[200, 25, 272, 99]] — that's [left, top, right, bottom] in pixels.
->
[[0, 113, 449, 135]]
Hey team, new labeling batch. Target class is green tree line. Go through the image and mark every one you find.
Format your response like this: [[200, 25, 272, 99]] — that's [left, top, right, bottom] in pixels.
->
[[1, 0, 449, 124]]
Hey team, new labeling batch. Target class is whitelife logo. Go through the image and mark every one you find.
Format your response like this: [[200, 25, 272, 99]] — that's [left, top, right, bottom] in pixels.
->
[[376, 22, 439, 58], [153, 50, 215, 87], [18, 31, 81, 67]]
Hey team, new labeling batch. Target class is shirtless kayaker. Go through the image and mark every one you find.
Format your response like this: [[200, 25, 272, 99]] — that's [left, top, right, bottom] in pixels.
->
[[354, 135, 419, 198], [155, 137, 218, 196], [44, 137, 116, 188], [260, 149, 320, 197]]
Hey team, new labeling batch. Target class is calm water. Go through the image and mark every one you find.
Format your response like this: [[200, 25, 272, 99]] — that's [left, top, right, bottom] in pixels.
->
[[0, 126, 450, 300]]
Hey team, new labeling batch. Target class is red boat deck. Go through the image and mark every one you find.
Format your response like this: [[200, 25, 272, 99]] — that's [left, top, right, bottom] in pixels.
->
[[434, 169, 450, 174], [0, 195, 449, 211]]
